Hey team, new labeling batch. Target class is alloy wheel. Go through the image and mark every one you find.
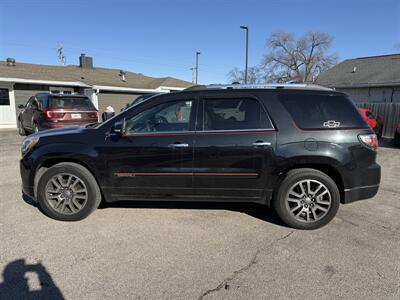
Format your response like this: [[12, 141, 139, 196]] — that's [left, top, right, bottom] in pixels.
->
[[285, 179, 331, 223], [45, 173, 88, 215]]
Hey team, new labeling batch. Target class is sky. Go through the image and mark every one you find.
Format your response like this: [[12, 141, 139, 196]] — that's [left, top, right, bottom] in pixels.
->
[[0, 0, 399, 84]]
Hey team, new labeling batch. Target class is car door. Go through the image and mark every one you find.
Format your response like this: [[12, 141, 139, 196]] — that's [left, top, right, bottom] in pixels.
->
[[101, 95, 197, 200], [193, 94, 277, 202]]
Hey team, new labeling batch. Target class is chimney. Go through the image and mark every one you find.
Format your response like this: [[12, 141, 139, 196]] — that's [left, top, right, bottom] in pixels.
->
[[6, 58, 16, 67], [79, 53, 93, 69], [119, 70, 126, 82]]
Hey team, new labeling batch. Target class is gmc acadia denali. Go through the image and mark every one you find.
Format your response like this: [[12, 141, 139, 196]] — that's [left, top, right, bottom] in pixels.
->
[[20, 84, 381, 229]]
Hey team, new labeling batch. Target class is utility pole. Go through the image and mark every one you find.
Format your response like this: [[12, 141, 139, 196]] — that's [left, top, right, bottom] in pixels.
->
[[240, 26, 249, 84], [195, 51, 200, 84], [57, 44, 66, 65], [190, 67, 196, 84]]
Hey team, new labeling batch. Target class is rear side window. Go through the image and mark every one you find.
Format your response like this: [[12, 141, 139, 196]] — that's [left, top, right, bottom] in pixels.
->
[[50, 97, 94, 109], [203, 98, 273, 131], [279, 93, 367, 130]]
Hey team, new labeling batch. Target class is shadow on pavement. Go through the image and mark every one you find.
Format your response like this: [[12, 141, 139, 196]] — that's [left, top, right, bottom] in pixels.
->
[[22, 191, 287, 227], [0, 259, 64, 300], [100, 200, 288, 227]]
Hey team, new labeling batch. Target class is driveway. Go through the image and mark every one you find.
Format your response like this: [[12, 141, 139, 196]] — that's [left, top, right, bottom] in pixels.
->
[[0, 131, 399, 299]]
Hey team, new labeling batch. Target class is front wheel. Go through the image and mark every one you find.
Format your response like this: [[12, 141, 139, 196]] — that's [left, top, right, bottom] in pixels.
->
[[36, 162, 102, 221], [273, 168, 340, 230]]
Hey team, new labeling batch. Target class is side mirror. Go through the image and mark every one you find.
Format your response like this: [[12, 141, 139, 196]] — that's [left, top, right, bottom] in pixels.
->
[[112, 118, 127, 135], [18, 104, 25, 109]]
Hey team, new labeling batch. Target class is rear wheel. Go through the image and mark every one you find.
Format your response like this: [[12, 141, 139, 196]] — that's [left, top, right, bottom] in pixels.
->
[[36, 162, 101, 221], [273, 168, 340, 230]]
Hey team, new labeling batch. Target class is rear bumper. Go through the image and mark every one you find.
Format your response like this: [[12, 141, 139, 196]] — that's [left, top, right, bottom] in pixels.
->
[[343, 184, 379, 203], [342, 163, 381, 204], [40, 121, 96, 130]]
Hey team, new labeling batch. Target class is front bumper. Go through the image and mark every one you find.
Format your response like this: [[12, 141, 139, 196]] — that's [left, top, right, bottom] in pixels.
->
[[20, 158, 35, 199]]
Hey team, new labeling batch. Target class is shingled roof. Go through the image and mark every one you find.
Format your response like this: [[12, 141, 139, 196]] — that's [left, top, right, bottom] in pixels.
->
[[317, 54, 400, 88], [0, 61, 192, 90]]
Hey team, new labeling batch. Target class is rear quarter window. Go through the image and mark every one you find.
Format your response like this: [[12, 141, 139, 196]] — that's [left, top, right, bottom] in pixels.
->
[[50, 97, 94, 109], [279, 93, 367, 130]]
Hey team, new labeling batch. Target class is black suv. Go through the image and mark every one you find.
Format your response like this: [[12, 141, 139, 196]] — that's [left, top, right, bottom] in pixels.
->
[[20, 84, 380, 229]]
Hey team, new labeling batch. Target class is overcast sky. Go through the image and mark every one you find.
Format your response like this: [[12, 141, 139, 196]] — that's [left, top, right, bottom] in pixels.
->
[[1, 0, 399, 84]]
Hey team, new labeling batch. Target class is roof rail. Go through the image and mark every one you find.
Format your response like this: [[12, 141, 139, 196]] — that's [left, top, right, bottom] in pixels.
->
[[184, 83, 333, 91]]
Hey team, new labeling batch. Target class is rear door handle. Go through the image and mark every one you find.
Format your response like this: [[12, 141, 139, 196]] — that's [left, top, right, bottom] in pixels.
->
[[252, 141, 272, 147], [168, 143, 189, 149]]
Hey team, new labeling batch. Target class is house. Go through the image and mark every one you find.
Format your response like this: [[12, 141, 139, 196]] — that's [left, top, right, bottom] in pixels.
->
[[0, 54, 192, 128], [316, 54, 400, 103]]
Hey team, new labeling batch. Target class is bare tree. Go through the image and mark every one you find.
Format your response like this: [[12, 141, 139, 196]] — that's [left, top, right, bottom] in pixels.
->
[[227, 66, 264, 84], [262, 31, 337, 83]]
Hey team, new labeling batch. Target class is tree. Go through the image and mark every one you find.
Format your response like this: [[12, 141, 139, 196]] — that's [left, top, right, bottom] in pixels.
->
[[227, 66, 264, 84], [262, 31, 337, 83]]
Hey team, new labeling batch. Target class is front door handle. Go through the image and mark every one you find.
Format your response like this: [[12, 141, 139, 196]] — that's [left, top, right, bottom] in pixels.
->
[[252, 141, 272, 147], [168, 143, 189, 149]]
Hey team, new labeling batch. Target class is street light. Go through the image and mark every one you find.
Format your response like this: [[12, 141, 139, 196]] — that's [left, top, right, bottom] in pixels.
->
[[240, 25, 249, 84], [195, 51, 201, 84]]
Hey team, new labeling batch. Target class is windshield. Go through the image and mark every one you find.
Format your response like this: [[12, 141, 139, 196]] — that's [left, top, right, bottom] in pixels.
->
[[131, 94, 158, 107]]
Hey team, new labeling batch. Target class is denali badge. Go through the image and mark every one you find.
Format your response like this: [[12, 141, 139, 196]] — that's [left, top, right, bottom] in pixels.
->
[[323, 120, 341, 128]]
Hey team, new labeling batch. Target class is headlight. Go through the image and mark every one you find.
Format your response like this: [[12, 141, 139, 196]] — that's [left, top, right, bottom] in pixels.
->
[[21, 136, 40, 157]]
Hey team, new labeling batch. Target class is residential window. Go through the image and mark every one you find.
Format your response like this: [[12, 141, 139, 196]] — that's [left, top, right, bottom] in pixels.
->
[[126, 100, 193, 133], [203, 98, 273, 131], [0, 89, 10, 106]]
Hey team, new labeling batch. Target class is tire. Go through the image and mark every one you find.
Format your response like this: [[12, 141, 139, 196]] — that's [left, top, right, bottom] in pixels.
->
[[395, 131, 400, 147], [36, 162, 101, 221], [18, 119, 27, 136], [273, 168, 340, 230]]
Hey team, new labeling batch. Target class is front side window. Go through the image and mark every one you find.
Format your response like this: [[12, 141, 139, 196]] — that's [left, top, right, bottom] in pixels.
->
[[126, 100, 193, 133], [203, 98, 273, 131], [0, 89, 10, 106]]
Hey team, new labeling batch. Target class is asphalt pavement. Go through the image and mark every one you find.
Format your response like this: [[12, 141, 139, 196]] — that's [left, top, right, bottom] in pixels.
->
[[0, 130, 399, 299]]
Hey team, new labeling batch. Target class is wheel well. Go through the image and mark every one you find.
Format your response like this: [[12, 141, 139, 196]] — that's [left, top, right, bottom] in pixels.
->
[[34, 158, 104, 200], [271, 164, 345, 205]]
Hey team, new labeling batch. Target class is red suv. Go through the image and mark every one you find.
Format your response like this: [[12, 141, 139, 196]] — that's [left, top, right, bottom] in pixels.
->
[[18, 93, 98, 135], [359, 108, 382, 138]]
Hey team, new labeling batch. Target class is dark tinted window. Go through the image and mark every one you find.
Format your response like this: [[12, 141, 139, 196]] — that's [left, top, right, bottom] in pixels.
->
[[203, 98, 273, 130], [279, 93, 367, 129], [0, 89, 10, 105], [50, 97, 94, 109]]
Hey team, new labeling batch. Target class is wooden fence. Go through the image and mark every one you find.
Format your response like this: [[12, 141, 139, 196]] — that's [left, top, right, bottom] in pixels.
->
[[356, 103, 400, 139]]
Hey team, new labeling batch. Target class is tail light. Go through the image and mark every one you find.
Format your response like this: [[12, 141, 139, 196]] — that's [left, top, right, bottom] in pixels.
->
[[44, 110, 65, 119], [87, 112, 99, 119], [358, 133, 378, 150]]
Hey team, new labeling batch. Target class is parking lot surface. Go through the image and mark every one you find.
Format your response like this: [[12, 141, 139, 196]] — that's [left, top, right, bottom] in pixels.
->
[[0, 131, 399, 299]]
